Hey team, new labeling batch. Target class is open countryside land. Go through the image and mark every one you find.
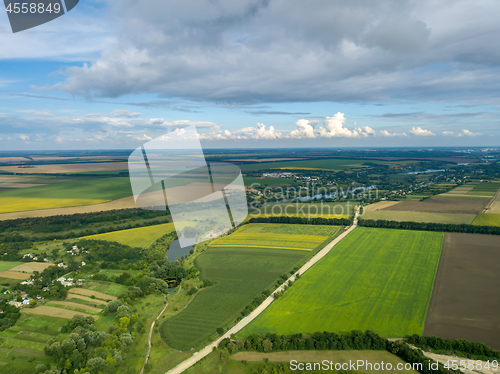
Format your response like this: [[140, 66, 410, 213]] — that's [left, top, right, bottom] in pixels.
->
[[1, 149, 499, 374], [239, 227, 444, 338]]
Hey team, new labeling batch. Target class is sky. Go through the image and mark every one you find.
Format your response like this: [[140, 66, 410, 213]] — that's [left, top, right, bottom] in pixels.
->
[[0, 0, 500, 150]]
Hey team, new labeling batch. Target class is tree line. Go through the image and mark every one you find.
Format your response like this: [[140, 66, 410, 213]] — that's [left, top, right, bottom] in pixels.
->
[[219, 330, 458, 374], [358, 219, 500, 235], [247, 216, 352, 226]]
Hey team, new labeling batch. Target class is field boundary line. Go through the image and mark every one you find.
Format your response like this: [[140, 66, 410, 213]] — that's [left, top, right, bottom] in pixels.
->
[[140, 286, 182, 374], [165, 208, 360, 374]]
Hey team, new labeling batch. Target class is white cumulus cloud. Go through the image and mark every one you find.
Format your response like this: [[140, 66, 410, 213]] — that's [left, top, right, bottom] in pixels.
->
[[380, 130, 407, 137], [410, 126, 435, 136], [289, 119, 316, 139]]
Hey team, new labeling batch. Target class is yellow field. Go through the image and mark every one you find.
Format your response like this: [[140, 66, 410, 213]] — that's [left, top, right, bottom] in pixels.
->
[[0, 197, 109, 214], [67, 288, 117, 301], [9, 262, 53, 273], [81, 221, 195, 248], [0, 270, 31, 280], [248, 213, 348, 219], [20, 306, 98, 320], [209, 223, 339, 251]]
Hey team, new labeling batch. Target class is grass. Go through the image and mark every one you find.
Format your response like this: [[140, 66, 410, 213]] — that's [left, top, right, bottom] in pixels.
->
[[0, 177, 132, 200], [0, 261, 23, 272], [0, 197, 109, 213], [84, 281, 129, 297], [160, 223, 342, 351], [81, 222, 194, 248], [472, 213, 500, 226], [362, 210, 476, 224], [239, 227, 444, 339], [209, 223, 341, 251], [0, 314, 66, 372]]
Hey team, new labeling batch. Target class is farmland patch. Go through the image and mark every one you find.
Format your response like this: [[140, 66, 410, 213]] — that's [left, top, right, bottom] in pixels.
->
[[362, 211, 476, 224], [20, 305, 98, 320], [424, 233, 500, 350], [67, 288, 117, 301], [0, 197, 109, 214], [381, 196, 489, 214], [240, 228, 443, 339], [160, 223, 341, 351]]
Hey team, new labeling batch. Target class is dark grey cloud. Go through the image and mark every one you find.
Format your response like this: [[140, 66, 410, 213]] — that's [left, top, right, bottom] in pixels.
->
[[49, 0, 500, 104]]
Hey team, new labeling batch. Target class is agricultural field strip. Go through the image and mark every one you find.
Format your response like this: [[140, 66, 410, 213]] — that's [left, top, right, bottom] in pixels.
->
[[484, 186, 500, 214], [164, 209, 360, 374], [241, 228, 444, 338], [20, 306, 99, 320], [0, 197, 109, 214], [67, 288, 117, 300]]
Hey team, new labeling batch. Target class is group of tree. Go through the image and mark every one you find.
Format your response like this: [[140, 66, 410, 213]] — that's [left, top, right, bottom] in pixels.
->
[[38, 306, 137, 374], [0, 301, 21, 331], [219, 330, 459, 374], [407, 335, 499, 361], [358, 219, 500, 235]]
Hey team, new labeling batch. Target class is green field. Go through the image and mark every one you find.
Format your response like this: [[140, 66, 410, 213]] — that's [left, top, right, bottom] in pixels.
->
[[466, 182, 500, 196], [0, 314, 67, 372], [210, 223, 340, 251], [160, 223, 342, 351], [240, 158, 372, 172], [81, 222, 194, 248], [0, 261, 22, 272], [239, 227, 444, 338], [472, 213, 500, 226], [0, 177, 132, 200], [362, 210, 476, 224]]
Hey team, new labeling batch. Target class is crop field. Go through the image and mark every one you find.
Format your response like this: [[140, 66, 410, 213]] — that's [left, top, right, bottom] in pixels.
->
[[0, 177, 132, 200], [472, 213, 500, 226], [240, 158, 372, 172], [209, 223, 340, 251], [46, 300, 103, 314], [0, 195, 137, 221], [81, 221, 194, 248], [362, 210, 476, 224], [466, 182, 500, 197], [0, 270, 32, 280], [0, 261, 22, 272], [0, 197, 109, 214], [20, 305, 98, 320], [83, 281, 128, 297], [161, 223, 342, 350], [0, 314, 64, 372], [249, 201, 354, 219], [67, 287, 117, 301], [9, 262, 53, 273], [381, 196, 490, 214], [424, 233, 500, 350], [240, 227, 444, 339]]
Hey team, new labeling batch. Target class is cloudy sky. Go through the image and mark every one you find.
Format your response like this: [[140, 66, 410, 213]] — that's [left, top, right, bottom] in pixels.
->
[[0, 0, 499, 150]]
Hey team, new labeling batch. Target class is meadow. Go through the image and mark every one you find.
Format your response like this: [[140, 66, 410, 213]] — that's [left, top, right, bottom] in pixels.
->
[[0, 177, 132, 201], [160, 223, 342, 351], [0, 197, 109, 214], [0, 261, 22, 272], [0, 314, 66, 373], [81, 222, 184, 248], [240, 158, 371, 172], [472, 213, 500, 226], [362, 210, 476, 224], [209, 223, 340, 251], [239, 227, 444, 338]]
